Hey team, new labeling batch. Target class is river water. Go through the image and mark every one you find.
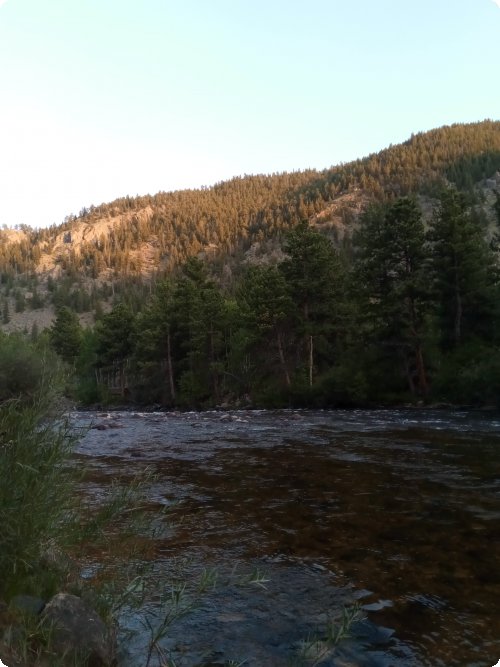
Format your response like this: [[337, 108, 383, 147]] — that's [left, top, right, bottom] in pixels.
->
[[72, 409, 500, 667]]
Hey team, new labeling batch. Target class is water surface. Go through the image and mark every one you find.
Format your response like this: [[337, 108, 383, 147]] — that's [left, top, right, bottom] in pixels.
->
[[73, 409, 500, 666]]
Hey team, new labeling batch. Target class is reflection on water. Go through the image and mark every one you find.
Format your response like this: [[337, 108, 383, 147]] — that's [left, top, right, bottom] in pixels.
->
[[73, 409, 500, 666]]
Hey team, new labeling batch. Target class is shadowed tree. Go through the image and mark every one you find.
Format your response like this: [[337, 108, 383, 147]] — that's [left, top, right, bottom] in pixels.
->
[[49, 306, 82, 365], [94, 302, 135, 395], [354, 197, 430, 396], [280, 221, 342, 387], [428, 188, 500, 349], [238, 265, 294, 388], [133, 280, 176, 404]]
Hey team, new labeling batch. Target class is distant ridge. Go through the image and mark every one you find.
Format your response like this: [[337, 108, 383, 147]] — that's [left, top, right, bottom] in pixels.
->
[[0, 120, 499, 333]]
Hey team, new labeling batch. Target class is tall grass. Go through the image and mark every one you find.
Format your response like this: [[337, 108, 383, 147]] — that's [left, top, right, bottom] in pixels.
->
[[0, 334, 164, 667], [0, 397, 80, 598], [0, 334, 77, 599]]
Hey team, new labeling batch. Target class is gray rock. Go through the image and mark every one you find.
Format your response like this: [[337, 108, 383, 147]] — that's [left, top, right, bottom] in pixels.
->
[[41, 593, 115, 666]]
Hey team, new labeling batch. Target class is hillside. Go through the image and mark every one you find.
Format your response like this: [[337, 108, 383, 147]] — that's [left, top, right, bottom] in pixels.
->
[[1, 119, 500, 334]]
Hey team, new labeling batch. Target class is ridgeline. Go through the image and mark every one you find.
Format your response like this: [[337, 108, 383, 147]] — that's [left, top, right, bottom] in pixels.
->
[[1, 120, 500, 408]]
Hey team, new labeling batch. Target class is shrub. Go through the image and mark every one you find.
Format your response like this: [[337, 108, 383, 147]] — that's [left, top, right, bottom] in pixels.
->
[[0, 335, 77, 598]]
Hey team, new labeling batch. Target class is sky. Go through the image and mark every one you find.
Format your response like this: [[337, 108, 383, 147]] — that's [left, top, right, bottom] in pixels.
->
[[0, 1, 499, 229]]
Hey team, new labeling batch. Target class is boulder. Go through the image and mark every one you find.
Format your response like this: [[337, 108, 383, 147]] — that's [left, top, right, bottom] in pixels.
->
[[41, 593, 115, 666]]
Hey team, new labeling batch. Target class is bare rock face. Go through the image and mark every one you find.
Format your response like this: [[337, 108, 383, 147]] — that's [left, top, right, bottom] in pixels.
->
[[41, 593, 115, 666]]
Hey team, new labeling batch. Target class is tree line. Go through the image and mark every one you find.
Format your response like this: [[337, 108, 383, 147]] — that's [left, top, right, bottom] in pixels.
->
[[1, 121, 500, 286], [48, 187, 500, 408]]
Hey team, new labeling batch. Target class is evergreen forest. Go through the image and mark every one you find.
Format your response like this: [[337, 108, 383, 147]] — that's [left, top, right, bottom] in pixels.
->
[[2, 120, 500, 408]]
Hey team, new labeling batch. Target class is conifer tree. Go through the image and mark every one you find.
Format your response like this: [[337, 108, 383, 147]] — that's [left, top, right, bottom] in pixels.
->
[[354, 197, 430, 395], [280, 221, 341, 387], [238, 265, 294, 388], [428, 188, 499, 349], [49, 306, 83, 365], [133, 280, 176, 403], [2, 299, 10, 325], [94, 303, 135, 394], [171, 258, 227, 404]]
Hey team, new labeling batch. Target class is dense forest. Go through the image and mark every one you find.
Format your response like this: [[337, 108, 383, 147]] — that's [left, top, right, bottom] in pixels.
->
[[42, 186, 500, 408], [2, 120, 500, 407]]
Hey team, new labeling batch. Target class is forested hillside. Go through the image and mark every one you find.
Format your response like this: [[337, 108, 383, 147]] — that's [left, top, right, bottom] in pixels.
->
[[41, 187, 500, 408], [1, 120, 500, 408], [1, 120, 500, 286]]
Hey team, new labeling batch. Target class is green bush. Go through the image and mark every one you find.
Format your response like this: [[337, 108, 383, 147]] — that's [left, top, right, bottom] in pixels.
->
[[0, 335, 77, 598], [0, 334, 49, 402], [433, 342, 500, 406], [0, 334, 165, 667], [0, 398, 80, 598]]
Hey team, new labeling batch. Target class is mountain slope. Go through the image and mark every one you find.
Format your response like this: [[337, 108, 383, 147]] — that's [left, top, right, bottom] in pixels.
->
[[0, 120, 499, 334]]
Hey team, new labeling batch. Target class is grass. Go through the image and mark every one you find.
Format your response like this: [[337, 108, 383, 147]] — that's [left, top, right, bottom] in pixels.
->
[[294, 603, 366, 666], [0, 335, 166, 666]]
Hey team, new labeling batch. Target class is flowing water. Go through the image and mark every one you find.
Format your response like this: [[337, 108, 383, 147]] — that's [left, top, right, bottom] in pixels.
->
[[72, 409, 500, 667]]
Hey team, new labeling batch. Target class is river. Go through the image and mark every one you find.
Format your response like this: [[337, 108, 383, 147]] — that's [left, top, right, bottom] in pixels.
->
[[72, 409, 500, 667]]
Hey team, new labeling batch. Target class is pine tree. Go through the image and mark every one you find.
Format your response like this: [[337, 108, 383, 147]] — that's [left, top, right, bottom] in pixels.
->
[[133, 280, 176, 404], [494, 190, 500, 227], [280, 221, 341, 387], [49, 307, 83, 364], [170, 258, 228, 405], [30, 321, 39, 342], [2, 299, 10, 324], [428, 188, 499, 349], [94, 303, 135, 394], [238, 265, 294, 388], [14, 290, 26, 313], [354, 197, 430, 395]]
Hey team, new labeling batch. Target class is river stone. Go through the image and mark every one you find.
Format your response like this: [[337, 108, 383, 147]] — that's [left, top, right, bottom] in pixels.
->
[[41, 593, 115, 666]]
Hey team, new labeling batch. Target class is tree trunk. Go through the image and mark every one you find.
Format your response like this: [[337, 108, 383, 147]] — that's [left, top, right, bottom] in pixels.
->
[[309, 335, 314, 387], [453, 265, 462, 346], [209, 324, 220, 402], [166, 328, 175, 400], [408, 296, 428, 396], [276, 331, 291, 387], [414, 341, 428, 396], [403, 352, 416, 395]]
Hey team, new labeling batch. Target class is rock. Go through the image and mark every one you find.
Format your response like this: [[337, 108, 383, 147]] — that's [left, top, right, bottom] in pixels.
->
[[129, 449, 143, 457], [0, 642, 24, 667], [91, 420, 122, 430], [361, 598, 393, 611], [311, 563, 327, 572], [41, 593, 115, 666]]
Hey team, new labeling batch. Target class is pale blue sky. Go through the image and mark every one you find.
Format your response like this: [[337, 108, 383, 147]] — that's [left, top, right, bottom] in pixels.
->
[[0, 0, 499, 228]]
